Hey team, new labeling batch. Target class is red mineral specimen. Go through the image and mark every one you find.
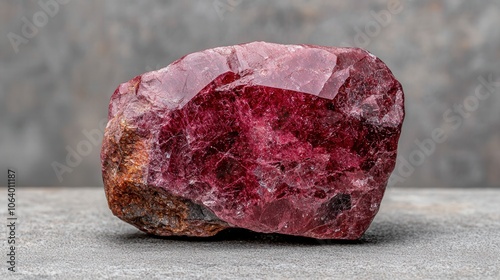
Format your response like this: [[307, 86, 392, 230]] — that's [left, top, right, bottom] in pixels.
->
[[101, 42, 404, 239]]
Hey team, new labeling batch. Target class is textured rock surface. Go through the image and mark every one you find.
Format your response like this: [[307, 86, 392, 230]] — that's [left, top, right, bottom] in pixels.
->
[[101, 42, 404, 239]]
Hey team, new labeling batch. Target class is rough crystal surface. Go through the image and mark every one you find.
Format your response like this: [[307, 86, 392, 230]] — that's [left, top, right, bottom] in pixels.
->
[[101, 42, 404, 239]]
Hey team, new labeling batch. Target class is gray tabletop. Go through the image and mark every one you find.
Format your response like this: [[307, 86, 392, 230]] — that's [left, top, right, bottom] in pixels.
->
[[2, 187, 499, 279]]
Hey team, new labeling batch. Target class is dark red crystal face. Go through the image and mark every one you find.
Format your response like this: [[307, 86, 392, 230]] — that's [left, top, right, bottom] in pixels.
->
[[102, 42, 404, 239]]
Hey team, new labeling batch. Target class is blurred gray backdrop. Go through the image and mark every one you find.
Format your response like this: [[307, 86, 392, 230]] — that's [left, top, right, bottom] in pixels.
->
[[1, 0, 499, 187]]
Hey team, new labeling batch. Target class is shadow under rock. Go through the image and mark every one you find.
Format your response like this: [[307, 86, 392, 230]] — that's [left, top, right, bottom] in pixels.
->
[[358, 217, 435, 245], [108, 217, 433, 246]]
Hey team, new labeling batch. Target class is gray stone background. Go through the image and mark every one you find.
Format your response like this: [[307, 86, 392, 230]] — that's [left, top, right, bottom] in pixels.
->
[[0, 0, 499, 188]]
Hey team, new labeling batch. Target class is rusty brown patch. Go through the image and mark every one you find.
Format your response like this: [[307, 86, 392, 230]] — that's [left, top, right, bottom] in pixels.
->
[[102, 118, 228, 237]]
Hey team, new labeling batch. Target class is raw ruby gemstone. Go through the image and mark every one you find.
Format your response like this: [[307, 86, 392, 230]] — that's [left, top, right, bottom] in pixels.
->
[[101, 42, 404, 239]]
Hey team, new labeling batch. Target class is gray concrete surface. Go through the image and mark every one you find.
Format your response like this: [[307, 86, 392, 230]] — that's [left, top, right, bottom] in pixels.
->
[[1, 188, 499, 279]]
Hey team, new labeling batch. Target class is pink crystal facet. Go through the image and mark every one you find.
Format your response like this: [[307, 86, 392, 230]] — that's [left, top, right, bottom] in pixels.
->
[[102, 42, 404, 239]]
